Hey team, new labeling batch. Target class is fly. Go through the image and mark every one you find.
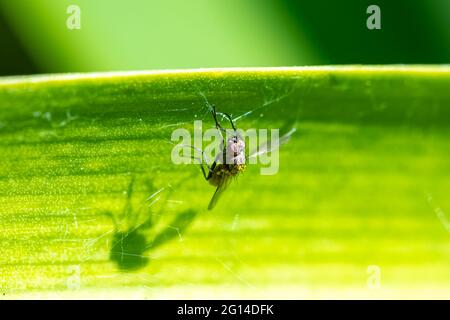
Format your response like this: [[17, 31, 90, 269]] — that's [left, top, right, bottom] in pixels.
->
[[193, 105, 295, 210]]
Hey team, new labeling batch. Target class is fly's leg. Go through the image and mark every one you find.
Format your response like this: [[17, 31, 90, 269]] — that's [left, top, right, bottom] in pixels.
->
[[194, 157, 216, 181], [211, 105, 222, 130], [211, 104, 236, 131], [218, 112, 236, 131], [208, 161, 217, 180], [198, 159, 216, 181], [182, 144, 215, 181], [211, 105, 238, 146], [190, 155, 210, 180], [211, 105, 226, 144]]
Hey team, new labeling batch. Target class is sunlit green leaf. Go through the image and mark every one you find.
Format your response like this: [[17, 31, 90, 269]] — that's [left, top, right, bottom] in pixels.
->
[[1, 66, 449, 299]]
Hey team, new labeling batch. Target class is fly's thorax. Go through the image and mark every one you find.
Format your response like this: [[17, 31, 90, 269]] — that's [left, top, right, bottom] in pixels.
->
[[225, 135, 245, 164], [226, 136, 245, 154], [232, 153, 245, 165]]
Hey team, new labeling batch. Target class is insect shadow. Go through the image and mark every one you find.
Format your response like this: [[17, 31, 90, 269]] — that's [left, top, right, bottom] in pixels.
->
[[108, 177, 197, 271]]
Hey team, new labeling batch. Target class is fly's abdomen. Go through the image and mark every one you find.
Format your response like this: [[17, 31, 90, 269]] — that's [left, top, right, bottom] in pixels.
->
[[208, 165, 226, 187]]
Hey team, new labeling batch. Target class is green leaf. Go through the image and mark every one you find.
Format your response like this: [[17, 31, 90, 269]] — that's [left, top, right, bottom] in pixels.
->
[[1, 66, 449, 299]]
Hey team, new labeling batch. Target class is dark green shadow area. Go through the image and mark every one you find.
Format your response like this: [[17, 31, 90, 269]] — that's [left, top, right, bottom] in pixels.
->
[[108, 176, 198, 271], [109, 209, 197, 271], [0, 7, 39, 76], [281, 0, 450, 64]]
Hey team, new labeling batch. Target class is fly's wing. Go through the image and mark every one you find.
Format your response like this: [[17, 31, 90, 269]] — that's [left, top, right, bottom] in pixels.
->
[[208, 174, 233, 210], [247, 128, 296, 160]]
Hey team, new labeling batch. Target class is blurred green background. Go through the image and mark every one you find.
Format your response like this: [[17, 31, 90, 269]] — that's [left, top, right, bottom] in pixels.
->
[[0, 0, 449, 76]]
